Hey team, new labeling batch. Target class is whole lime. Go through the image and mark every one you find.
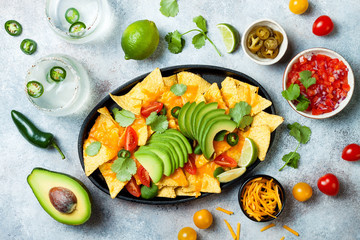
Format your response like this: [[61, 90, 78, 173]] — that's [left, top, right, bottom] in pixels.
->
[[121, 20, 160, 60]]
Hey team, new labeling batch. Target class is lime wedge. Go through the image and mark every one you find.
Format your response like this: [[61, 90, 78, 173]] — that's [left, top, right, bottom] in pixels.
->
[[238, 137, 258, 167], [216, 167, 246, 183], [216, 23, 240, 53]]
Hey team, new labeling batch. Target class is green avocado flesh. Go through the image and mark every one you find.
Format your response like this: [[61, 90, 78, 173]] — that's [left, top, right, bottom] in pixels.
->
[[178, 102, 191, 138], [151, 134, 187, 167], [134, 151, 164, 183], [183, 102, 197, 139], [192, 102, 217, 138], [27, 168, 91, 225], [139, 145, 173, 176]]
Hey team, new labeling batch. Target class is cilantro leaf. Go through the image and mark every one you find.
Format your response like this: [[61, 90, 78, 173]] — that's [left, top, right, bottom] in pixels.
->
[[281, 83, 300, 101], [279, 152, 300, 170], [160, 0, 179, 17], [296, 95, 310, 111], [146, 112, 169, 133], [229, 102, 252, 127], [299, 70, 316, 90], [287, 122, 311, 144], [165, 30, 185, 54], [193, 15, 207, 33], [112, 108, 135, 127], [192, 33, 206, 49], [111, 157, 137, 182], [238, 115, 254, 129], [85, 141, 101, 156], [171, 83, 187, 96]]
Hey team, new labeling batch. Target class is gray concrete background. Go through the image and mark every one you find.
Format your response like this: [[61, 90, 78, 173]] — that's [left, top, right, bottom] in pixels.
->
[[1, 0, 359, 239]]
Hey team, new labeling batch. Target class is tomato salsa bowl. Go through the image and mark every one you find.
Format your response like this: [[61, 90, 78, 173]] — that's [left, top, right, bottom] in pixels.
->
[[283, 48, 354, 119]]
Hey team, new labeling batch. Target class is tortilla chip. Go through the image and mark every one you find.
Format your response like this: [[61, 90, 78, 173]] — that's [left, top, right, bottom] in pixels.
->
[[136, 125, 148, 146], [99, 159, 128, 199], [252, 111, 284, 132], [251, 95, 272, 116], [110, 93, 142, 115], [234, 79, 259, 106], [204, 83, 228, 110], [195, 94, 206, 103], [97, 107, 120, 127], [163, 74, 178, 87], [179, 173, 198, 193], [214, 140, 232, 157], [175, 188, 199, 197], [221, 77, 241, 108], [248, 125, 271, 161], [157, 186, 177, 198], [157, 168, 188, 187], [177, 72, 211, 94], [201, 174, 221, 193], [225, 129, 248, 163], [83, 138, 118, 176], [195, 154, 209, 169]]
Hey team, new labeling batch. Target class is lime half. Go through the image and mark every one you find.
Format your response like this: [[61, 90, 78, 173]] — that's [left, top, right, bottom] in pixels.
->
[[216, 23, 240, 53], [238, 137, 258, 167], [216, 167, 246, 183]]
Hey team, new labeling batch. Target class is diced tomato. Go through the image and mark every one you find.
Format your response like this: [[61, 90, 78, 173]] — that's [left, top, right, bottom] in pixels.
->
[[184, 154, 197, 175], [141, 101, 164, 118], [214, 153, 237, 168], [137, 165, 151, 187], [125, 177, 141, 197], [125, 126, 138, 152]]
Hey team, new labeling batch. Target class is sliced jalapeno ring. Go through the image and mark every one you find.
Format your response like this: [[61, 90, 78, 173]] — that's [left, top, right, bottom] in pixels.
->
[[50, 66, 67, 82], [171, 106, 181, 118], [5, 20, 22, 36], [159, 106, 166, 115], [273, 30, 283, 45], [65, 8, 80, 24], [261, 46, 279, 59], [194, 145, 202, 155], [69, 21, 86, 36], [264, 37, 278, 50], [226, 132, 239, 146], [27, 81, 44, 98], [255, 26, 271, 40], [20, 39, 37, 55], [247, 33, 263, 54], [118, 149, 131, 158]]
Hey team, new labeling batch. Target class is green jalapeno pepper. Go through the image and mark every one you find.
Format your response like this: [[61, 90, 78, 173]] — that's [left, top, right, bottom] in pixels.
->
[[264, 37, 278, 50], [20, 39, 37, 55], [247, 32, 263, 53], [273, 30, 283, 45], [69, 21, 86, 37], [5, 20, 22, 36], [255, 26, 271, 40], [50, 66, 67, 82], [65, 8, 80, 24], [118, 149, 131, 158], [226, 132, 239, 146], [26, 81, 44, 98], [261, 46, 279, 59], [171, 106, 181, 118], [11, 110, 65, 159]]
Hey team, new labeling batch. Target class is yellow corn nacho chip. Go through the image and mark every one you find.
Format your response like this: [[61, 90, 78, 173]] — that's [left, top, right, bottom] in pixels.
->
[[194, 94, 206, 103], [248, 125, 271, 161], [157, 168, 188, 187], [157, 186, 177, 198], [221, 77, 240, 108], [201, 174, 221, 193], [252, 111, 284, 132], [136, 125, 148, 146], [83, 138, 118, 176], [251, 95, 272, 116], [97, 107, 119, 127], [175, 188, 199, 197], [225, 129, 248, 163], [204, 83, 228, 110], [177, 71, 211, 94], [110, 93, 142, 115], [195, 154, 209, 169], [99, 159, 128, 199], [163, 74, 178, 87]]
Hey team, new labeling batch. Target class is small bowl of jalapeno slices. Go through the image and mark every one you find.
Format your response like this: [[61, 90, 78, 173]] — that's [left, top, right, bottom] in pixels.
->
[[242, 19, 288, 65]]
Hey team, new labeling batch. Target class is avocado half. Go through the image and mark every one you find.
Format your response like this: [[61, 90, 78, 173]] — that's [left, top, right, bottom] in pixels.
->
[[27, 168, 91, 225]]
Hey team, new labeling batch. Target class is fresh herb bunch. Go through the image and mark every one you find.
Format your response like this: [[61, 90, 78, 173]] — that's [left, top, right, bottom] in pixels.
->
[[229, 101, 253, 129], [160, 0, 179, 17], [165, 15, 221, 56], [282, 70, 316, 111], [279, 122, 311, 171]]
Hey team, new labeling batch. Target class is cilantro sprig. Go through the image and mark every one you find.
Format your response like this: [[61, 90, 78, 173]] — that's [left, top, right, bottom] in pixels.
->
[[282, 70, 316, 112], [160, 0, 179, 17], [171, 83, 187, 96], [146, 112, 169, 133], [112, 108, 135, 127], [165, 15, 221, 56], [279, 122, 311, 171], [229, 101, 253, 129], [111, 156, 137, 182]]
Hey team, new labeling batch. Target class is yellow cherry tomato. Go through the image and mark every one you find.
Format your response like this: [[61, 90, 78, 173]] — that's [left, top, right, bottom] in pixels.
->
[[193, 209, 213, 229], [178, 227, 197, 240], [289, 0, 309, 15], [292, 182, 313, 202]]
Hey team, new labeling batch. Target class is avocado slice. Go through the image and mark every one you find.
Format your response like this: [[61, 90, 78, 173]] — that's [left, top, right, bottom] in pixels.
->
[[193, 102, 218, 138], [202, 119, 236, 159], [189, 102, 205, 139], [138, 145, 173, 176], [145, 142, 176, 174], [149, 137, 181, 170], [182, 102, 197, 139], [197, 109, 227, 141], [199, 115, 231, 151], [134, 151, 164, 183], [178, 102, 191, 138], [163, 129, 192, 154], [27, 168, 91, 225]]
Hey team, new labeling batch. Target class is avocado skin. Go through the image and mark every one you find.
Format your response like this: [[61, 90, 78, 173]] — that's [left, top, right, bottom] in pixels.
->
[[27, 168, 92, 225]]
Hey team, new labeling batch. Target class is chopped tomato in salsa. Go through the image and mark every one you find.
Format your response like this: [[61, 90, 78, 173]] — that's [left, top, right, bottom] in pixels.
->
[[287, 54, 350, 115]]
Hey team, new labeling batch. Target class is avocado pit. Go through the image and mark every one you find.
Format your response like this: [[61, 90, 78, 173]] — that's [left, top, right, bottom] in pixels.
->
[[49, 187, 77, 214]]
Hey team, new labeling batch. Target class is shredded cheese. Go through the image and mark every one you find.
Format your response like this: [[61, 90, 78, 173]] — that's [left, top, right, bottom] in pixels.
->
[[283, 225, 299, 236], [260, 223, 275, 232], [280, 237, 285, 240], [236, 223, 241, 240], [240, 177, 283, 221], [216, 207, 234, 215], [224, 219, 237, 240]]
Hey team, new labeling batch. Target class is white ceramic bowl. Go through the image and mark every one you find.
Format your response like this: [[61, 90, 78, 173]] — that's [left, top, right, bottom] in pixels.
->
[[283, 47, 355, 119], [242, 19, 288, 65]]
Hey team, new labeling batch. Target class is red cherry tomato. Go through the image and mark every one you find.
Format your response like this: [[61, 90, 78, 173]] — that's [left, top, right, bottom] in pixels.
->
[[137, 165, 151, 187], [214, 153, 237, 168], [317, 173, 339, 196], [342, 144, 360, 161], [141, 102, 164, 118], [312, 15, 334, 36], [184, 154, 197, 175], [125, 176, 141, 197], [125, 126, 138, 152]]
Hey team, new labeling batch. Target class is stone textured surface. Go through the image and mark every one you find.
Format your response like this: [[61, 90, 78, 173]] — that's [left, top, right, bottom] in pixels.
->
[[1, 0, 359, 239]]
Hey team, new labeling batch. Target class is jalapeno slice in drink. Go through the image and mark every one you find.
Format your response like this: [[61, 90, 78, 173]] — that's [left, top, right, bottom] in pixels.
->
[[20, 39, 37, 55], [69, 21, 86, 36], [27, 81, 44, 98], [5, 20, 22, 36], [65, 8, 80, 24], [50, 66, 67, 82]]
